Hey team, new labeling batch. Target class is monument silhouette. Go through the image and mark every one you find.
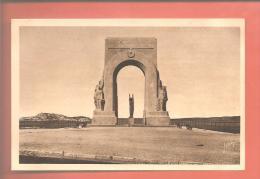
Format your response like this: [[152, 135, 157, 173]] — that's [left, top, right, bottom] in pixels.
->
[[93, 37, 170, 126]]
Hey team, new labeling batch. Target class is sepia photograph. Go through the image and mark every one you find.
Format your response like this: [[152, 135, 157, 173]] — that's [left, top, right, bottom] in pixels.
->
[[11, 19, 245, 171]]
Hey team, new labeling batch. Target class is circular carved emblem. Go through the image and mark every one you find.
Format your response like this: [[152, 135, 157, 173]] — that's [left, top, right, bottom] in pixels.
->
[[128, 48, 135, 58]]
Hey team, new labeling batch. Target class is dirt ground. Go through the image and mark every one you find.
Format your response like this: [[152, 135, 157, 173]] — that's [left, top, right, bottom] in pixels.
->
[[19, 127, 240, 164]]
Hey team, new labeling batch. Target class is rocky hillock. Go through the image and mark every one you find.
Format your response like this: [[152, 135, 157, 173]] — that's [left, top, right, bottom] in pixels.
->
[[20, 113, 91, 122]]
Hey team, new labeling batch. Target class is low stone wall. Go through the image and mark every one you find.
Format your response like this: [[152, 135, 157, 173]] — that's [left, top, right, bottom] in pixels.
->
[[170, 116, 240, 133]]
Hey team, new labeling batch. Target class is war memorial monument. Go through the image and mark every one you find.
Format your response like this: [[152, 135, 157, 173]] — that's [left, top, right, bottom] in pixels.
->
[[93, 38, 170, 126]]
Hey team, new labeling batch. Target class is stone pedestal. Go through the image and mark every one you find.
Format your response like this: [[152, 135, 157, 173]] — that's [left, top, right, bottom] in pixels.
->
[[145, 111, 170, 126], [92, 110, 117, 126]]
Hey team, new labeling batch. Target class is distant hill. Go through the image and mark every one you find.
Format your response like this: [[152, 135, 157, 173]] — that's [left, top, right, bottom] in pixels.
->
[[20, 113, 91, 122]]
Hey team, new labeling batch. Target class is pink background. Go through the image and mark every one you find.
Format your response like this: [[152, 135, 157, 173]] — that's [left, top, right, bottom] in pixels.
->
[[1, 2, 260, 179]]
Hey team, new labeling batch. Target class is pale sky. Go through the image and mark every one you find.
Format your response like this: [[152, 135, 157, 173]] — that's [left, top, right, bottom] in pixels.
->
[[20, 26, 240, 118]]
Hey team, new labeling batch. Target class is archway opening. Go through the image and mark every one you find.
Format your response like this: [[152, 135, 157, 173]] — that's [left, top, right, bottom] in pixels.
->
[[116, 66, 145, 118]]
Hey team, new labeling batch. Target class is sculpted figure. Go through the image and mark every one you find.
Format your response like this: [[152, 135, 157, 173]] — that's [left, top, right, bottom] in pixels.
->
[[129, 94, 134, 118], [161, 86, 168, 111], [157, 80, 168, 111], [94, 79, 105, 111]]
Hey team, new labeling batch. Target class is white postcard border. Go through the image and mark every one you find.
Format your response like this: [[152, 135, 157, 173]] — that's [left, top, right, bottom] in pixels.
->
[[11, 18, 245, 171]]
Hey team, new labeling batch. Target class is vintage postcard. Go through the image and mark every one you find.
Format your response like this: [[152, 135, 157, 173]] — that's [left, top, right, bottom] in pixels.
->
[[11, 19, 245, 171]]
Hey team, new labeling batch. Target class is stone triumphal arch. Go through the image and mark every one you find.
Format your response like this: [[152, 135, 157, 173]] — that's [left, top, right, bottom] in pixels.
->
[[93, 38, 170, 126]]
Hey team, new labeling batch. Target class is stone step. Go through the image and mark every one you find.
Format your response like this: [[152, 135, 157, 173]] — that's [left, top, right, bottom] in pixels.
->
[[117, 118, 129, 125], [134, 118, 144, 125], [117, 118, 145, 126]]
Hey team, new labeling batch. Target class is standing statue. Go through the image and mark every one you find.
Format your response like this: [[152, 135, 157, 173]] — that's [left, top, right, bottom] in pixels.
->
[[161, 86, 168, 111], [157, 80, 168, 111], [94, 79, 105, 111], [129, 94, 134, 118]]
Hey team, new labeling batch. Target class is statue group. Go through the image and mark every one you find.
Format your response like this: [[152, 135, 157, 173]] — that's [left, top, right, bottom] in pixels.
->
[[94, 79, 105, 111], [94, 78, 167, 115], [93, 78, 136, 119]]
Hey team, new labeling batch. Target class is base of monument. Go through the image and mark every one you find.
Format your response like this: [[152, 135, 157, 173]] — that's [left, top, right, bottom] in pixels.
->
[[91, 110, 170, 126], [145, 111, 170, 126], [91, 110, 117, 126]]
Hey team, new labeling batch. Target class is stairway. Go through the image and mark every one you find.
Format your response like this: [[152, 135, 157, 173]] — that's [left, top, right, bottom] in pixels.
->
[[133, 118, 145, 126], [117, 118, 145, 126], [117, 118, 129, 126]]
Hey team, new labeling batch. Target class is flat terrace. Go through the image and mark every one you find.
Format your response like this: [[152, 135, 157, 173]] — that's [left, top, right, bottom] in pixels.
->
[[19, 127, 240, 164]]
